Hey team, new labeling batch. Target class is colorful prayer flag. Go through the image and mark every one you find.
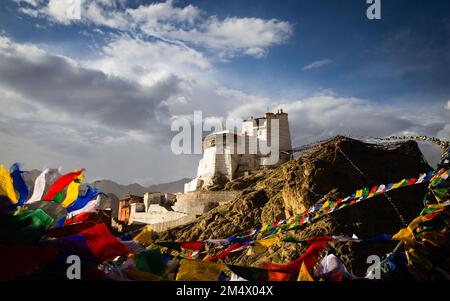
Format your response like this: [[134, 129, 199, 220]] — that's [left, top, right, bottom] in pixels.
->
[[0, 165, 18, 204], [42, 169, 84, 201]]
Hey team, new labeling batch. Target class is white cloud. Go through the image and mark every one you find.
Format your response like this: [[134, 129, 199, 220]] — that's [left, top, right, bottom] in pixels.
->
[[0, 36, 175, 132], [165, 16, 292, 58], [15, 0, 293, 59], [437, 101, 450, 142], [14, 0, 43, 7], [88, 36, 211, 82], [303, 59, 332, 70]]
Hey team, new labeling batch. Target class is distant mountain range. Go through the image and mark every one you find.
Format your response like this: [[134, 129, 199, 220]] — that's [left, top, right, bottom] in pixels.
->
[[23, 169, 190, 200], [85, 178, 191, 199]]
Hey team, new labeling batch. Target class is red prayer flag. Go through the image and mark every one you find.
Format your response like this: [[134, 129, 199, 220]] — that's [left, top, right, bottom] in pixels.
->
[[64, 212, 93, 225], [46, 221, 97, 238], [207, 242, 243, 261], [42, 169, 84, 201], [80, 223, 129, 262], [262, 241, 327, 275], [180, 241, 203, 251], [407, 178, 417, 186], [267, 271, 293, 281]]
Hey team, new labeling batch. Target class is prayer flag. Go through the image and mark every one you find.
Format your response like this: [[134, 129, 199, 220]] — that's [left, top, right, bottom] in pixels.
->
[[297, 261, 314, 281], [0, 209, 53, 244], [10, 163, 28, 206], [135, 248, 165, 276], [180, 241, 203, 251], [80, 223, 129, 262], [176, 259, 225, 281], [133, 225, 153, 245], [0, 165, 18, 204], [26, 168, 60, 204], [42, 169, 84, 201], [61, 172, 84, 207]]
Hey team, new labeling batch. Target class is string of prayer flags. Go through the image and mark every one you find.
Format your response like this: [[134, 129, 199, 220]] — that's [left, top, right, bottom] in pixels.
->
[[42, 169, 84, 201], [176, 258, 225, 281], [0, 164, 18, 204], [10, 163, 28, 206], [233, 170, 437, 243]]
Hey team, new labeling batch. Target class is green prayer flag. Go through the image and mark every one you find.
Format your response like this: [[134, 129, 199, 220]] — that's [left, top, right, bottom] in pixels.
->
[[135, 248, 165, 276], [282, 237, 302, 243], [0, 209, 54, 244], [53, 191, 64, 204], [362, 187, 370, 198]]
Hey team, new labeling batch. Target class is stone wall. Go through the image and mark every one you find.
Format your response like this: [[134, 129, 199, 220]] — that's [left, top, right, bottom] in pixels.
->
[[173, 190, 240, 215], [133, 210, 189, 225], [151, 214, 198, 232]]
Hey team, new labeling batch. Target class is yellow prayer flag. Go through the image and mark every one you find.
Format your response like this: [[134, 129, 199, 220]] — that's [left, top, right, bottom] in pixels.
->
[[0, 165, 18, 204], [254, 237, 279, 254], [322, 200, 331, 210], [355, 189, 363, 198], [61, 172, 84, 207], [391, 182, 401, 189], [133, 225, 153, 245], [176, 259, 225, 281], [260, 224, 268, 232], [297, 261, 314, 281], [391, 228, 415, 246], [257, 237, 280, 247], [391, 214, 428, 246]]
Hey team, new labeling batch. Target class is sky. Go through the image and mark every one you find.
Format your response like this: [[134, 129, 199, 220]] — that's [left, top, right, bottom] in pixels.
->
[[0, 0, 450, 185]]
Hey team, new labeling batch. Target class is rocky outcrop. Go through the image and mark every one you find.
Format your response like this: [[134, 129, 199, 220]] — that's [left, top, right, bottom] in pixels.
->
[[157, 136, 432, 276]]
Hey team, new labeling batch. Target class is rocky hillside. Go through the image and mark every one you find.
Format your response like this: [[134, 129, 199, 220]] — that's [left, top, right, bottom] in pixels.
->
[[158, 136, 432, 276]]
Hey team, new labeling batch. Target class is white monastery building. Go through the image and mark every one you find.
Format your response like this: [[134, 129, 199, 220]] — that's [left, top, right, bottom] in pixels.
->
[[184, 109, 292, 192]]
